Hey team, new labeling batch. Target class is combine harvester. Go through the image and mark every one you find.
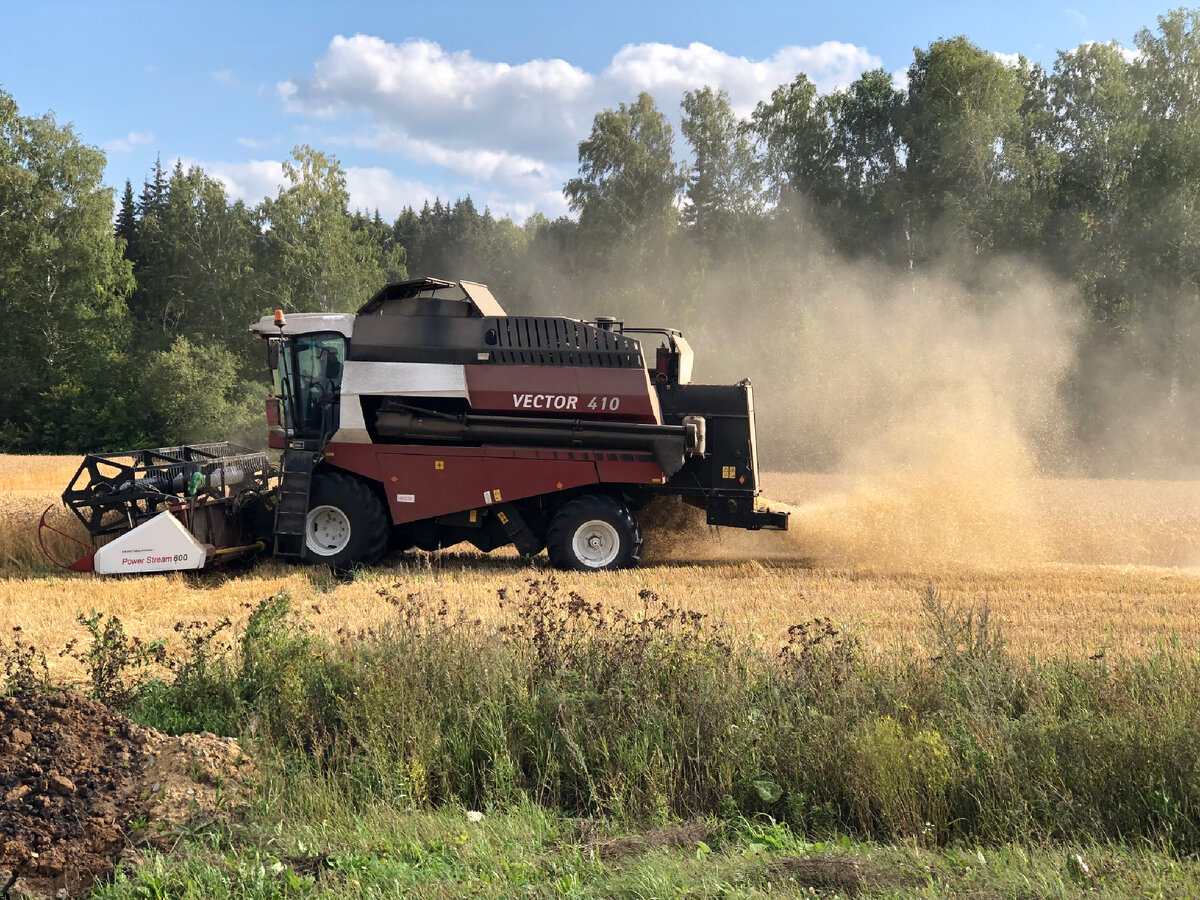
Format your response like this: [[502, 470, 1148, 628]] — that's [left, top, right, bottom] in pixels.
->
[[43, 278, 787, 573]]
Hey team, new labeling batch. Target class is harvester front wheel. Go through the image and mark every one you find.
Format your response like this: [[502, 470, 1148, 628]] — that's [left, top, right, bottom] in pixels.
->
[[547, 495, 642, 571], [303, 472, 389, 570]]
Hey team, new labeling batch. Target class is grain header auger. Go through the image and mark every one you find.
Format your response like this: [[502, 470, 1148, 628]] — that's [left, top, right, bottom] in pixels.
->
[[44, 277, 787, 574]]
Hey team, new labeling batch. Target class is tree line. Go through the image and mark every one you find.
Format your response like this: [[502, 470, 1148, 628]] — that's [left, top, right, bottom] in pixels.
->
[[3, 10, 1199, 472]]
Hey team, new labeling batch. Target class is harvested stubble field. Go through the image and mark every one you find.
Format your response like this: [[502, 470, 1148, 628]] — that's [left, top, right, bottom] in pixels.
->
[[2, 454, 1199, 680]]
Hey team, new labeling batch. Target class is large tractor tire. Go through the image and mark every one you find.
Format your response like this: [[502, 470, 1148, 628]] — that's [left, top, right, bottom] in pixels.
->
[[303, 471, 389, 570], [546, 494, 642, 571]]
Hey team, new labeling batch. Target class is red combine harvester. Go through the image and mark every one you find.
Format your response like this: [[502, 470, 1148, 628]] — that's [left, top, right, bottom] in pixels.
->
[[47, 278, 786, 573]]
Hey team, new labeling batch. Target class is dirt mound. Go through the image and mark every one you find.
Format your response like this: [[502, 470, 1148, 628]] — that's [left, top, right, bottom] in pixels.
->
[[0, 689, 254, 898]]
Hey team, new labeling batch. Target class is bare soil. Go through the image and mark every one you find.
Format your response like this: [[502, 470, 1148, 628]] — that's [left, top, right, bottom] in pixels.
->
[[0, 689, 254, 899]]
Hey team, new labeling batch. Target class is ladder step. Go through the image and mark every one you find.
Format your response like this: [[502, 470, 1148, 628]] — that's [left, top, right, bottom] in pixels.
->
[[273, 450, 317, 556]]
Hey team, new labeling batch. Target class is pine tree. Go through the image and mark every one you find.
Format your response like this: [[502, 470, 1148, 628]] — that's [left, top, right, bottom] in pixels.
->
[[115, 179, 139, 264]]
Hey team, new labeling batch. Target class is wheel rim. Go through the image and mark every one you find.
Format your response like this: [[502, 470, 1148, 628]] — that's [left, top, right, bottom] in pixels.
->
[[306, 505, 351, 557], [572, 519, 620, 567]]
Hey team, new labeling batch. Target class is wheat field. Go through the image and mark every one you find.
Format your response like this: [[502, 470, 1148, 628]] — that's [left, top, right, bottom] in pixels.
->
[[2, 453, 1198, 683]]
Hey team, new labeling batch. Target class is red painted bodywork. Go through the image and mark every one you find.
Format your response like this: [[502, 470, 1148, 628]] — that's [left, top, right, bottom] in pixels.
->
[[463, 365, 660, 424], [324, 440, 665, 525]]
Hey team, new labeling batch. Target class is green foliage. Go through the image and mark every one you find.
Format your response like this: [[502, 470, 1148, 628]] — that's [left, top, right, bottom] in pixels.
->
[[680, 87, 763, 251], [565, 93, 685, 260], [64, 610, 165, 708], [0, 627, 49, 696], [133, 161, 262, 351], [91, 805, 1200, 900], [259, 145, 406, 314], [0, 87, 134, 450], [750, 73, 839, 213], [903, 37, 1030, 257], [113, 580, 1200, 850], [140, 336, 261, 445]]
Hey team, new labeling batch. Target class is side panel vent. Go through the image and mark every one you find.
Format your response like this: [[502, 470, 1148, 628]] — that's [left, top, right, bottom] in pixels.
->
[[491, 317, 644, 368]]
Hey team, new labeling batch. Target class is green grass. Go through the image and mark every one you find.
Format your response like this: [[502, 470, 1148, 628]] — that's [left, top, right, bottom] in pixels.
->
[[110, 579, 1200, 850], [95, 800, 1200, 899], [9, 576, 1200, 896]]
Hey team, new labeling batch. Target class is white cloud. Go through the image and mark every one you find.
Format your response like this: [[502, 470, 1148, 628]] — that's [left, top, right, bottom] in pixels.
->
[[212, 69, 237, 86], [343, 166, 440, 219], [280, 34, 881, 167], [269, 34, 884, 220], [350, 126, 564, 194], [1069, 41, 1143, 66], [606, 41, 881, 115], [279, 35, 595, 159], [191, 157, 445, 222], [236, 135, 280, 149], [1117, 45, 1142, 65], [993, 51, 1023, 68], [103, 131, 156, 154], [197, 159, 288, 205]]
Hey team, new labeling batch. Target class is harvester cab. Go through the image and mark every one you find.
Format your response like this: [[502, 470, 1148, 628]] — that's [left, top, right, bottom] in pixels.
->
[[46, 277, 787, 575]]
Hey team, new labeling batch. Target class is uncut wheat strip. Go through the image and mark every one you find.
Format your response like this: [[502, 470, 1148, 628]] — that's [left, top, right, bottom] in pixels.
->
[[4, 556, 1199, 683], [0, 455, 82, 494], [0, 496, 93, 567]]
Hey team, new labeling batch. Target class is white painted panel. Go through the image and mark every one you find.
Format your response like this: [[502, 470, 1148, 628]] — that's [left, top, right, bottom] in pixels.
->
[[249, 313, 355, 337], [329, 393, 372, 444], [342, 361, 467, 397], [94, 512, 207, 574]]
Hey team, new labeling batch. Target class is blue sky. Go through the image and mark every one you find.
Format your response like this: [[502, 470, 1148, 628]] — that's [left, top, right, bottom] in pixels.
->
[[0, 1, 1170, 222]]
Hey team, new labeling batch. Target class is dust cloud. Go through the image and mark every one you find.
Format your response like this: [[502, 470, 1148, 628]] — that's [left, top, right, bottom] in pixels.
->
[[636, 263, 1077, 567], [747, 266, 1076, 567], [512, 228, 1199, 569]]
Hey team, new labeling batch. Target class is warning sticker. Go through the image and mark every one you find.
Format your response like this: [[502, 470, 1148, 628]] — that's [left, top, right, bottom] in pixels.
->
[[484, 491, 493, 505], [396, 493, 415, 503]]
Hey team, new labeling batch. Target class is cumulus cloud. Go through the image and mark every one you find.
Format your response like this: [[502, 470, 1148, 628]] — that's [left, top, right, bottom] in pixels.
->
[[236, 135, 281, 149], [280, 35, 595, 159], [1069, 41, 1143, 65], [193, 157, 446, 221], [605, 41, 881, 115], [103, 131, 155, 154], [993, 51, 1023, 68], [343, 166, 442, 219], [276, 34, 882, 217], [196, 159, 288, 205], [349, 126, 565, 196], [1117, 44, 1143, 64]]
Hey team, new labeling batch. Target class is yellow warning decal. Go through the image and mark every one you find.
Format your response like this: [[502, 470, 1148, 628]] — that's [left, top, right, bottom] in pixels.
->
[[498, 512, 509, 525], [494, 488, 503, 501], [435, 460, 444, 470], [722, 466, 736, 479], [469, 509, 477, 523]]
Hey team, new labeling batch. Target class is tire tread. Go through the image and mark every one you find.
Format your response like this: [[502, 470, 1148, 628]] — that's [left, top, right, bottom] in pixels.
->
[[546, 494, 642, 571]]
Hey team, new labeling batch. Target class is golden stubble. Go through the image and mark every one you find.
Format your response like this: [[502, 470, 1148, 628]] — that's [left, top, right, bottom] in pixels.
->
[[2, 458, 1198, 684]]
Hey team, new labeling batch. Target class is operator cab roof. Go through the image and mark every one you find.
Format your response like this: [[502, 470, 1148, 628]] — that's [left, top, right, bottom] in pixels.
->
[[356, 277, 506, 318], [249, 312, 355, 338]]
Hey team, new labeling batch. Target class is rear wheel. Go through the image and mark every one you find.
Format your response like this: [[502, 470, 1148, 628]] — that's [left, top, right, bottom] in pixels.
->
[[546, 495, 642, 571], [303, 472, 389, 570]]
